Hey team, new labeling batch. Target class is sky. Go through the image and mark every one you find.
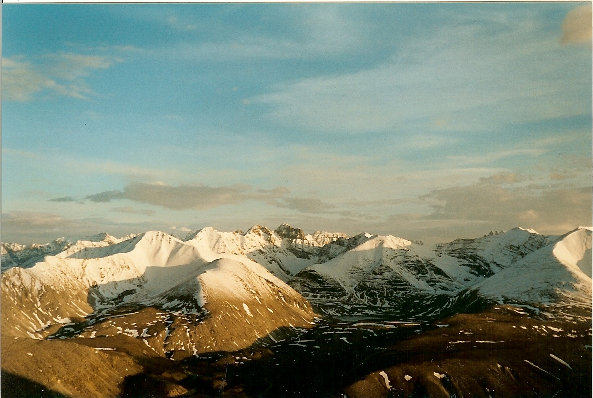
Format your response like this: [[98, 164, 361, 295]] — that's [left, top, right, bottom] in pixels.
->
[[2, 2, 592, 244]]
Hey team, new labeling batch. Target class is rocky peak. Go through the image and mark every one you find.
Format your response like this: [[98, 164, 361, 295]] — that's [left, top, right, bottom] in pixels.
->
[[246, 224, 274, 238], [274, 224, 305, 240]]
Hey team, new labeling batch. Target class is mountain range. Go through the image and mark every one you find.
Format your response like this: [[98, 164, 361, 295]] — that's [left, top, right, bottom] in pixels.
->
[[1, 224, 591, 397], [3, 224, 591, 340]]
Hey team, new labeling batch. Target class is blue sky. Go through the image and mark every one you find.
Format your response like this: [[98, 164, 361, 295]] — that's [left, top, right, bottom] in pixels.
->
[[2, 3, 591, 243]]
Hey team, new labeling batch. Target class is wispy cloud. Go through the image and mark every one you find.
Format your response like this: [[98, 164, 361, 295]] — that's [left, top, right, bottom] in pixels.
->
[[2, 52, 120, 101], [166, 15, 198, 31], [60, 157, 184, 181], [160, 37, 316, 62], [447, 149, 546, 166], [154, 6, 368, 63], [113, 206, 156, 216], [85, 182, 289, 211], [252, 9, 590, 134], [49, 196, 78, 203], [561, 5, 592, 44]]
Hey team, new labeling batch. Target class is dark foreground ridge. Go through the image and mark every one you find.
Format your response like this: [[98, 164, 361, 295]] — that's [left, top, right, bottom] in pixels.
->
[[115, 306, 592, 398]]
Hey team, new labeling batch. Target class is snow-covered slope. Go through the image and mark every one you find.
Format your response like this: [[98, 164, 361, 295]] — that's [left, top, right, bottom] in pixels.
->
[[1, 238, 70, 271], [434, 227, 551, 277], [478, 227, 592, 311]]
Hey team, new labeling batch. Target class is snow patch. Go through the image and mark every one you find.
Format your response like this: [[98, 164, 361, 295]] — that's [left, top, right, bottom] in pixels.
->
[[379, 371, 391, 389], [243, 303, 253, 317], [549, 353, 572, 369]]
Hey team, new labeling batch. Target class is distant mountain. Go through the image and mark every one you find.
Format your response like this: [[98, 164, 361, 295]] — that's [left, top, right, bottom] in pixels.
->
[[2, 224, 591, 360]]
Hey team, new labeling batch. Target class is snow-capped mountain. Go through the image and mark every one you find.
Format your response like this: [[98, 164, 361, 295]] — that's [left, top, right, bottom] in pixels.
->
[[478, 227, 592, 309], [1, 238, 71, 271], [2, 224, 591, 360], [291, 226, 591, 318], [0, 232, 135, 271], [1, 229, 317, 357]]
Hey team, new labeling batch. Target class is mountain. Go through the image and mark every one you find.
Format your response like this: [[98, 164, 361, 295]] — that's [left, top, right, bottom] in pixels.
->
[[1, 230, 317, 357], [1, 238, 70, 271]]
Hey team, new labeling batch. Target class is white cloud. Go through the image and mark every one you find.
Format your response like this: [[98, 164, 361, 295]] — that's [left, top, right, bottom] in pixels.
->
[[2, 57, 59, 101], [44, 52, 117, 80], [155, 7, 367, 63]]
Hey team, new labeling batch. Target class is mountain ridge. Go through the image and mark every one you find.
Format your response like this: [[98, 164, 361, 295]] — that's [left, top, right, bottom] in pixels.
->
[[3, 224, 590, 324]]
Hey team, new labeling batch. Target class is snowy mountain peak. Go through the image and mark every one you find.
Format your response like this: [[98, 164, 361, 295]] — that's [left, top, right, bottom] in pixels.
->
[[2, 225, 590, 324], [511, 226, 540, 234], [183, 226, 220, 242], [353, 234, 412, 252], [138, 230, 179, 242], [552, 227, 592, 277], [81, 232, 119, 243]]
